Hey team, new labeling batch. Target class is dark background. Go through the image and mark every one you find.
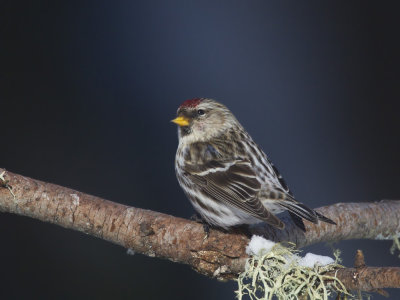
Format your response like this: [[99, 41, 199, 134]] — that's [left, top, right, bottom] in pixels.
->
[[1, 1, 400, 299]]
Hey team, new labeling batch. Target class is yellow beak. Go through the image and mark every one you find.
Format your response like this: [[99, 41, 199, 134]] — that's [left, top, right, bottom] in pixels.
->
[[171, 116, 190, 127]]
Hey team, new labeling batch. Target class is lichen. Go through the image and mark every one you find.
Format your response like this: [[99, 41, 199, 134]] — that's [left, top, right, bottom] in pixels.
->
[[390, 236, 400, 258], [0, 170, 16, 199], [126, 248, 136, 255], [236, 243, 352, 300]]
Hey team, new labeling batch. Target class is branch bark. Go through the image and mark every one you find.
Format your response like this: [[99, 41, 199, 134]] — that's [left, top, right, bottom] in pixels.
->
[[0, 168, 399, 293]]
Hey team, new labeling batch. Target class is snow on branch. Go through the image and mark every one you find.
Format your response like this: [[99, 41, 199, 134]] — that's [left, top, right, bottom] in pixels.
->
[[0, 168, 400, 294]]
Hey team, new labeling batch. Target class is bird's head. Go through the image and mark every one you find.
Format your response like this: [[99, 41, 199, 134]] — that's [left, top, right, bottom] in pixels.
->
[[172, 98, 238, 143]]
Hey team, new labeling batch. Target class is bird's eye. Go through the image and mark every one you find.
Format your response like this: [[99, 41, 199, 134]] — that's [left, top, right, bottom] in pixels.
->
[[197, 109, 205, 116]]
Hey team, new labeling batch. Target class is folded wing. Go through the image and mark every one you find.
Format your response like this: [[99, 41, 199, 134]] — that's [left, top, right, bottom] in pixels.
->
[[185, 158, 285, 229]]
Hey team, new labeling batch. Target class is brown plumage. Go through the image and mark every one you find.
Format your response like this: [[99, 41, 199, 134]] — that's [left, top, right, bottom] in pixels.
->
[[173, 98, 336, 231]]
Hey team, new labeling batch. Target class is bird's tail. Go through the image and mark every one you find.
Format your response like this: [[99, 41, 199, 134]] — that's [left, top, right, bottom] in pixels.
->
[[279, 201, 336, 232], [315, 211, 336, 225]]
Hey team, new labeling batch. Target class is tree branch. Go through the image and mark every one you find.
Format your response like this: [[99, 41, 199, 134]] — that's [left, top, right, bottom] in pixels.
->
[[327, 267, 400, 292], [0, 168, 399, 293]]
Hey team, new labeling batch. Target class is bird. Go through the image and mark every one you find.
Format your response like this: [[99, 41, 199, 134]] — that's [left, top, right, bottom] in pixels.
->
[[172, 98, 336, 231]]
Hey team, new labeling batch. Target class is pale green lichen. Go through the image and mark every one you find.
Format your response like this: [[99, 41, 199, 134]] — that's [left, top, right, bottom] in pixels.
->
[[390, 236, 400, 258], [0, 170, 16, 199], [0, 171, 5, 182], [332, 249, 342, 265], [236, 243, 352, 300]]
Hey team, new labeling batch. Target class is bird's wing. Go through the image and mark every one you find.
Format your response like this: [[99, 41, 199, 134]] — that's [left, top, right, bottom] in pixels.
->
[[184, 158, 284, 229], [263, 177, 320, 225], [266, 166, 335, 226]]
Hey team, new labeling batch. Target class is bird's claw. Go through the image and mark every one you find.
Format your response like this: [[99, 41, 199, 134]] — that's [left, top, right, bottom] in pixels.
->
[[190, 214, 211, 240], [190, 213, 203, 223], [203, 223, 210, 240]]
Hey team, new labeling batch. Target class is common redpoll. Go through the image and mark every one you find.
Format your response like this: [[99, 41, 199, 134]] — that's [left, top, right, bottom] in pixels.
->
[[172, 98, 335, 231]]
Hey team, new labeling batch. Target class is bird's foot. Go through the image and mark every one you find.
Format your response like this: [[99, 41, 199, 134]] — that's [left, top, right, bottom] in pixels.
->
[[189, 214, 211, 240], [202, 223, 210, 241], [190, 213, 204, 223], [230, 224, 252, 238]]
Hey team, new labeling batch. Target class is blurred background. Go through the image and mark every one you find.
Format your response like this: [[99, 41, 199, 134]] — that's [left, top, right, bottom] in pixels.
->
[[1, 1, 399, 299]]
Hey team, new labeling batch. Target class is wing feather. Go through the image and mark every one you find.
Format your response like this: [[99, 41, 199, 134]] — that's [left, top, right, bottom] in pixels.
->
[[186, 158, 284, 229]]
